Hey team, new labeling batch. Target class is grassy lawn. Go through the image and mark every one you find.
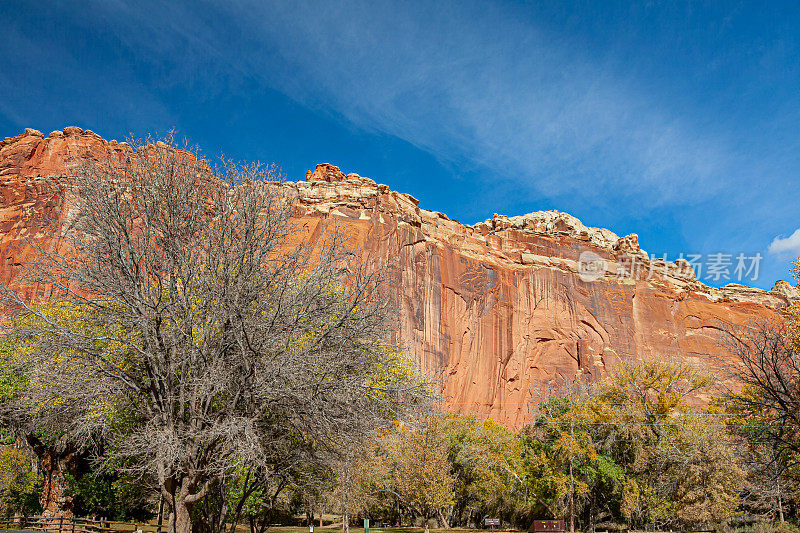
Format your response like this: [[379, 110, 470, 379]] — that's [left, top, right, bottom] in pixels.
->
[[229, 529, 510, 533], [103, 524, 511, 533]]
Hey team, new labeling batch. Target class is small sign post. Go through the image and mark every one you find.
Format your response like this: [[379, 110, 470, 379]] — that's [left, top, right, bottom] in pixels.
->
[[364, 518, 369, 533], [309, 525, 314, 533], [485, 518, 500, 533]]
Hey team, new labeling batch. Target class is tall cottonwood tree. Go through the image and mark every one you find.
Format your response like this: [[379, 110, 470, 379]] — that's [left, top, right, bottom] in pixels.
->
[[2, 136, 419, 533], [529, 359, 744, 530], [387, 414, 455, 533], [590, 358, 743, 528]]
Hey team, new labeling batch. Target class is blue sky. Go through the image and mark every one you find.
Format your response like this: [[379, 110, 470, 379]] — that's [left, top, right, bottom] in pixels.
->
[[2, 1, 798, 289]]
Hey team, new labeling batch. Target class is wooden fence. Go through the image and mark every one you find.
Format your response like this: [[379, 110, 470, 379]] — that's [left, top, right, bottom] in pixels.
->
[[0, 516, 145, 533]]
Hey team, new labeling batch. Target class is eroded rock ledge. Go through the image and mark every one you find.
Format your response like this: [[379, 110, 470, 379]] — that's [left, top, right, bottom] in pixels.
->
[[298, 162, 797, 309]]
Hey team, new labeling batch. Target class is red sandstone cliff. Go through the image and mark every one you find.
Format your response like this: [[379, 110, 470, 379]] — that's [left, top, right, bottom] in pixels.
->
[[2, 127, 797, 424]]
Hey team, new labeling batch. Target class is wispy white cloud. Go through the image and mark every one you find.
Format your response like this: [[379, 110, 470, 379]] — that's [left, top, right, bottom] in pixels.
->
[[234, 0, 734, 206], [18, 0, 797, 287], [85, 0, 743, 208], [769, 228, 800, 255]]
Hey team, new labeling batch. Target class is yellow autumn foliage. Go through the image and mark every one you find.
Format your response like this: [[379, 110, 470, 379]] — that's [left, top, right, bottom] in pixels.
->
[[1, 299, 130, 430]]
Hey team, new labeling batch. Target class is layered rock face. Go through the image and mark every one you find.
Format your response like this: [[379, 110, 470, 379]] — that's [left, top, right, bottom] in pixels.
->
[[2, 128, 797, 424]]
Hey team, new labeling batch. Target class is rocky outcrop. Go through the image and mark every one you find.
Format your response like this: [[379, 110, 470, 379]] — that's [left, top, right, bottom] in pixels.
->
[[0, 129, 796, 424]]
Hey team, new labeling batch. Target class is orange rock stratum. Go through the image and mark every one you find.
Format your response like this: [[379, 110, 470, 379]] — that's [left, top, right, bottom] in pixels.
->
[[1, 128, 797, 424]]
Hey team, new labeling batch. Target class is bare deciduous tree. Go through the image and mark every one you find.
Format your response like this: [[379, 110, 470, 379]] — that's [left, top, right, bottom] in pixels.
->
[[2, 136, 420, 533], [722, 319, 800, 456], [721, 318, 800, 521]]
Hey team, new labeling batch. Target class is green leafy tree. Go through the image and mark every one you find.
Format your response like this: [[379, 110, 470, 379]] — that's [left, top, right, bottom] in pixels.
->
[[528, 389, 602, 532], [444, 415, 528, 527], [523, 359, 744, 531], [588, 358, 743, 529], [0, 445, 40, 517], [65, 471, 153, 521]]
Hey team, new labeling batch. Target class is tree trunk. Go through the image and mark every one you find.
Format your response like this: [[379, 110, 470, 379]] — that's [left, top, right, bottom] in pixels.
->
[[569, 459, 575, 533], [216, 489, 228, 533], [174, 500, 193, 533], [166, 476, 197, 533], [437, 509, 450, 529], [569, 416, 575, 533], [26, 435, 85, 518], [157, 495, 164, 533], [167, 506, 176, 533]]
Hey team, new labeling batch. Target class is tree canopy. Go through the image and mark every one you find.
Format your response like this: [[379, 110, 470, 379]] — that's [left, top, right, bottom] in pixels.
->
[[0, 136, 422, 533]]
